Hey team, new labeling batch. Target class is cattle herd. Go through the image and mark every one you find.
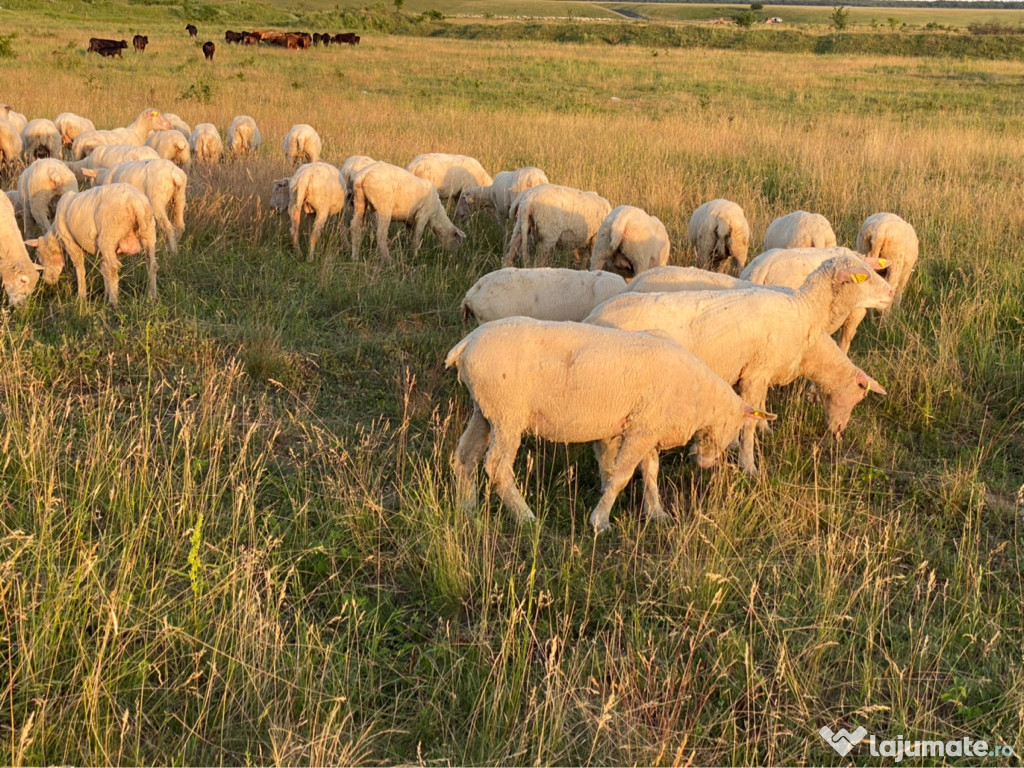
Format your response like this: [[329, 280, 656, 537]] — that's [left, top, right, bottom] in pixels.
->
[[85, 25, 359, 59], [0, 89, 919, 534]]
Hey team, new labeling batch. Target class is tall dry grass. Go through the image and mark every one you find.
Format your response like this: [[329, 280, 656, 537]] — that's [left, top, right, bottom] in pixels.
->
[[1, 9, 1022, 766]]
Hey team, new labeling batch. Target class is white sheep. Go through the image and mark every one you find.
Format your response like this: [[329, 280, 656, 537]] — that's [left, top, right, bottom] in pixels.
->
[[282, 124, 321, 165], [24, 183, 158, 305], [20, 119, 62, 161], [5, 190, 23, 220], [189, 123, 223, 165], [145, 130, 192, 174], [590, 205, 670, 278], [340, 155, 376, 193], [349, 161, 465, 262], [857, 212, 919, 310], [447, 316, 769, 532], [407, 153, 493, 200], [461, 267, 627, 324], [163, 113, 192, 138], [505, 183, 612, 267], [269, 162, 346, 260], [762, 210, 837, 251], [0, 117, 23, 166], [226, 115, 261, 156], [16, 158, 79, 236], [66, 143, 161, 185], [71, 109, 172, 160], [585, 254, 893, 474], [688, 198, 751, 274], [0, 191, 42, 306], [54, 112, 96, 153], [625, 264, 887, 438], [741, 246, 889, 352], [454, 166, 549, 232], [87, 158, 187, 255]]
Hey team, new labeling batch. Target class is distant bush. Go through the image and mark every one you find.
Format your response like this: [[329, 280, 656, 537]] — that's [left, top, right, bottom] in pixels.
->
[[734, 10, 759, 26], [0, 32, 16, 59], [968, 22, 1024, 35], [750, 2, 764, 9], [831, 5, 850, 30], [181, 1, 220, 22]]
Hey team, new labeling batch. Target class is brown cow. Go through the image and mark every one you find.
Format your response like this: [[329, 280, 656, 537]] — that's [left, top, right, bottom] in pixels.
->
[[186, 24, 197, 36], [202, 41, 215, 60], [133, 34, 148, 52]]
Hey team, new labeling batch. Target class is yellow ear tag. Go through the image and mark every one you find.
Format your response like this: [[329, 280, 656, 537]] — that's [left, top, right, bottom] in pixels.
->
[[851, 273, 867, 284], [865, 380, 871, 393], [877, 259, 888, 268], [753, 410, 767, 418]]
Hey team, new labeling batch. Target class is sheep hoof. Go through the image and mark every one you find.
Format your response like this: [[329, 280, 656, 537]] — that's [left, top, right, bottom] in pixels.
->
[[646, 508, 672, 524], [512, 508, 536, 525]]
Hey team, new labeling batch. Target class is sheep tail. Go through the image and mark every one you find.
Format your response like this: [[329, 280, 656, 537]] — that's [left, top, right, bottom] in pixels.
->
[[444, 335, 471, 369]]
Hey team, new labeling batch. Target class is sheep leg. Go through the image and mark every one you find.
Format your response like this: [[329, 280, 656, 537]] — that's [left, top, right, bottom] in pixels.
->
[[483, 426, 534, 524], [96, 245, 122, 306], [154, 203, 178, 255], [145, 233, 158, 302], [410, 213, 429, 257], [593, 437, 621, 487], [306, 208, 330, 261], [839, 307, 867, 353], [171, 190, 185, 244], [453, 405, 491, 514], [63, 239, 89, 301], [374, 210, 392, 263], [28, 196, 52, 236], [289, 205, 303, 257], [349, 206, 364, 258], [588, 436, 651, 533], [637, 450, 670, 523], [736, 379, 769, 475]]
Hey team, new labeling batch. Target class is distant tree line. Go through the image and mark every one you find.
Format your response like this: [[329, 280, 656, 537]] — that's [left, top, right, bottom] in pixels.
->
[[629, 0, 1024, 7]]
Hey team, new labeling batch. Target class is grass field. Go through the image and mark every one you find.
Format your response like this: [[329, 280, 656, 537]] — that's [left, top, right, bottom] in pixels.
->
[[1, 3, 1023, 766]]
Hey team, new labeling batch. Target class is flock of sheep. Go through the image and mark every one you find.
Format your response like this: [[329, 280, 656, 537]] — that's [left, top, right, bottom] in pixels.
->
[[0, 103, 919, 534]]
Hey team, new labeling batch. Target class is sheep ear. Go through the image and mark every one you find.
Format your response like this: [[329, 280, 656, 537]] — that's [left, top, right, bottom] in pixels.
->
[[839, 268, 869, 284], [743, 404, 777, 421], [24, 238, 39, 248], [82, 168, 98, 178], [857, 371, 887, 396], [862, 256, 888, 271]]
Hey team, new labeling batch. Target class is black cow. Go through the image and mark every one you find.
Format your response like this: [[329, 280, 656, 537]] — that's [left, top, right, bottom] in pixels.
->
[[88, 37, 128, 57], [332, 32, 360, 45], [133, 34, 148, 52], [186, 24, 198, 37], [225, 30, 243, 44], [202, 41, 215, 61]]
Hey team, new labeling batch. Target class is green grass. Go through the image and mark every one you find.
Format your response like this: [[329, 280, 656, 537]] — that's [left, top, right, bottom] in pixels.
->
[[1, 5, 1023, 766]]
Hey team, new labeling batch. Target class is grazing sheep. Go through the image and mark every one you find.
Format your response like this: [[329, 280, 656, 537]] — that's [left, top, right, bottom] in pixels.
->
[[505, 183, 612, 267], [461, 267, 627, 324], [407, 153, 493, 200], [87, 158, 187, 255], [0, 117, 24, 166], [741, 246, 889, 352], [67, 143, 161, 185], [282, 124, 321, 165], [16, 158, 79, 236], [54, 112, 96, 153], [340, 155, 375, 194], [0, 191, 42, 306], [455, 166, 549, 233], [163, 113, 192, 138], [688, 198, 751, 274], [269, 162, 346, 260], [20, 119, 62, 160], [447, 317, 770, 531], [71, 108, 172, 160], [857, 212, 919, 310], [189, 123, 223, 165], [625, 264, 887, 438], [590, 205, 670, 279], [24, 183, 158, 305], [226, 115, 261, 156], [349, 161, 465, 262], [585, 254, 893, 474], [762, 210, 837, 251], [145, 130, 192, 174]]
